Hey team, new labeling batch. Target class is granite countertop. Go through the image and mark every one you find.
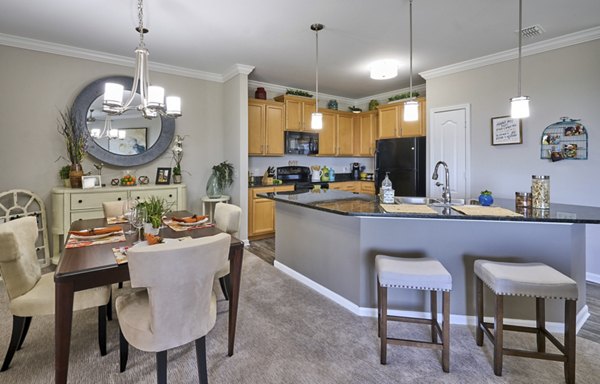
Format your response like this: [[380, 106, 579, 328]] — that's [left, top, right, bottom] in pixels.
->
[[260, 189, 600, 224]]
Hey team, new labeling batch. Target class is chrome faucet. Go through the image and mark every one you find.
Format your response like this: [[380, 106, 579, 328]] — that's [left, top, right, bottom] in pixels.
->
[[432, 161, 451, 205]]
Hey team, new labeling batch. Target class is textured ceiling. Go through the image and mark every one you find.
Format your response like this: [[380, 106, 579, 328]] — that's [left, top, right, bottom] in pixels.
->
[[1, 0, 599, 99]]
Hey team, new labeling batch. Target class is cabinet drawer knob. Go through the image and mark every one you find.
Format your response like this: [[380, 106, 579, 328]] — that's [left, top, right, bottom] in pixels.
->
[[78, 199, 83, 204], [136, 196, 140, 200], [117, 197, 122, 201], [169, 194, 173, 198]]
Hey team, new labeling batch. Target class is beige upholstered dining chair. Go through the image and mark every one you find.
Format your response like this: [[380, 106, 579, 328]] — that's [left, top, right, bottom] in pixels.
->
[[0, 217, 111, 372], [102, 201, 125, 218], [213, 202, 242, 300], [116, 233, 231, 384]]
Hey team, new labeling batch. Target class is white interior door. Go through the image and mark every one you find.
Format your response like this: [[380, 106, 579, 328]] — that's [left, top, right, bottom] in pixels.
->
[[428, 105, 470, 199]]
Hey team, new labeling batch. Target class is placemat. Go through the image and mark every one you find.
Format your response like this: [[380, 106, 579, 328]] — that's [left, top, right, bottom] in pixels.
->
[[451, 205, 523, 217], [163, 219, 215, 232], [112, 236, 193, 264], [380, 204, 438, 214], [107, 216, 129, 224], [65, 231, 126, 248]]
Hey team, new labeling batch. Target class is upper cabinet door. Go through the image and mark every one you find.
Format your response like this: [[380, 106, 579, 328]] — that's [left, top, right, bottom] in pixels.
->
[[318, 111, 336, 156], [336, 113, 354, 156], [285, 99, 303, 131], [265, 104, 284, 155], [248, 101, 264, 155], [378, 106, 398, 139]]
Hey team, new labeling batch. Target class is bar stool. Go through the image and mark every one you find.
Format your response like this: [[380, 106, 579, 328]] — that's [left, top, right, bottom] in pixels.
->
[[375, 255, 452, 372], [474, 260, 578, 384]]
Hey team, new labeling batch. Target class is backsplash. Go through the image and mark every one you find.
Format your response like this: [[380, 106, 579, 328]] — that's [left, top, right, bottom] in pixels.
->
[[248, 155, 374, 179]]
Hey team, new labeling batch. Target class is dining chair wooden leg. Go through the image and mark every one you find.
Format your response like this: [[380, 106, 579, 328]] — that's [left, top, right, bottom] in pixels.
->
[[119, 329, 128, 372], [219, 275, 231, 301], [106, 291, 113, 321], [156, 351, 167, 384], [17, 316, 32, 350], [118, 282, 123, 289], [195, 337, 208, 384], [377, 278, 381, 338], [1, 316, 27, 371], [98, 306, 107, 356], [565, 299, 576, 384]]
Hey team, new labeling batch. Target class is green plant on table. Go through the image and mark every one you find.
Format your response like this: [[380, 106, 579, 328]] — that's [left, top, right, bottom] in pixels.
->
[[171, 135, 184, 176], [59, 165, 71, 180], [136, 196, 172, 228]]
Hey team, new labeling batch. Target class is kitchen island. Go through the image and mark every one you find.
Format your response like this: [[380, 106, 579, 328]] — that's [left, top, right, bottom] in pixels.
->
[[262, 189, 600, 329]]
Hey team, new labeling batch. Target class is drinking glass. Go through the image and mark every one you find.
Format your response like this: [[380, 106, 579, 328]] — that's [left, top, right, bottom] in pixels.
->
[[130, 206, 147, 244], [123, 198, 136, 235]]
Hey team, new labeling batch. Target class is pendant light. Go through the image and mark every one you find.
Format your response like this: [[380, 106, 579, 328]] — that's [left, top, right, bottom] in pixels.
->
[[510, 0, 530, 118], [311, 23, 324, 130], [403, 0, 419, 122]]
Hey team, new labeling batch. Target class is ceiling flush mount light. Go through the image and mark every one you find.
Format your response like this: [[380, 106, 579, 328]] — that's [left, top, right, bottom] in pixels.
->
[[311, 23, 324, 130], [403, 0, 419, 122], [370, 60, 398, 80], [103, 0, 181, 119], [510, 0, 530, 119]]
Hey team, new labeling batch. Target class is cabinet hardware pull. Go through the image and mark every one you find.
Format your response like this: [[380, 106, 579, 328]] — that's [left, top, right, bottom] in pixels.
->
[[169, 194, 173, 198], [78, 200, 82, 203], [117, 197, 122, 201]]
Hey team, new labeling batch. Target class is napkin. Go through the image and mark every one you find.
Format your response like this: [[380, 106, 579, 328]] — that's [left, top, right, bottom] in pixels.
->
[[69, 225, 122, 237], [171, 215, 207, 224]]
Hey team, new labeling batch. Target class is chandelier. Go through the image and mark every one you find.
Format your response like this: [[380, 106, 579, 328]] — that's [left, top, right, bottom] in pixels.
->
[[89, 115, 125, 140], [103, 0, 181, 119]]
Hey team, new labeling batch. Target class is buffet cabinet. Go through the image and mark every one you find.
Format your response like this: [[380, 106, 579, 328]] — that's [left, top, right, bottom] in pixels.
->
[[50, 184, 187, 263]]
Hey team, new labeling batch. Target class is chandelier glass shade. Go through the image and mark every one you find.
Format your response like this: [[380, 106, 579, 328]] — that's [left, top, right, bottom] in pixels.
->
[[103, 0, 181, 120], [510, 0, 530, 119], [311, 23, 324, 130], [403, 0, 419, 122]]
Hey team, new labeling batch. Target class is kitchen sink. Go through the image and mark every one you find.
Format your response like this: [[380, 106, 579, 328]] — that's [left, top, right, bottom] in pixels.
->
[[394, 196, 465, 206]]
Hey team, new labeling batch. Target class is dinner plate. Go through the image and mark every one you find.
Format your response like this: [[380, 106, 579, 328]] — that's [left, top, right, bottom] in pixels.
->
[[70, 231, 119, 240], [132, 238, 177, 248], [177, 217, 209, 226]]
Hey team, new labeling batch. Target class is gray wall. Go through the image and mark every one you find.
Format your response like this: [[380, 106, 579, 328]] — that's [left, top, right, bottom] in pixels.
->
[[425, 39, 600, 279], [0, 44, 233, 240]]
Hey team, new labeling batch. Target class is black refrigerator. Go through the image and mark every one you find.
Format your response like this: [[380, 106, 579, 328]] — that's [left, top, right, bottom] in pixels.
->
[[374, 137, 426, 196]]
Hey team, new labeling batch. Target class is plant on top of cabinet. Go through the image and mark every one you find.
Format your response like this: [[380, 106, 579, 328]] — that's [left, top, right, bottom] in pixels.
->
[[285, 89, 313, 98]]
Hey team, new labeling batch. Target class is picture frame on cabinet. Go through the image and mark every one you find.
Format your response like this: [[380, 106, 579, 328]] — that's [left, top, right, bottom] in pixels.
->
[[491, 116, 522, 145], [155, 167, 171, 185], [82, 175, 102, 189]]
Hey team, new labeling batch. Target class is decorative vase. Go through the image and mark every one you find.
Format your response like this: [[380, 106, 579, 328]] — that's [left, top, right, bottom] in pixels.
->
[[63, 179, 71, 188], [69, 164, 84, 188], [143, 223, 160, 236], [173, 174, 182, 184], [479, 193, 494, 206], [206, 172, 223, 198], [327, 99, 338, 110], [255, 87, 267, 100]]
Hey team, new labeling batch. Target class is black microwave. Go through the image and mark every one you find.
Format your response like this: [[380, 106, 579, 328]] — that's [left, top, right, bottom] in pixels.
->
[[285, 131, 319, 155]]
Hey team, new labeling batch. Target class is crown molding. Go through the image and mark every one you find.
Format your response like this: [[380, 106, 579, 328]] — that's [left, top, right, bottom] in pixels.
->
[[420, 26, 600, 80], [223, 64, 255, 82], [247, 79, 356, 106], [0, 32, 225, 83]]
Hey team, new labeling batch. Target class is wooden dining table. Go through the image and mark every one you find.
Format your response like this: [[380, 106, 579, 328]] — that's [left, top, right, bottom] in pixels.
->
[[54, 213, 244, 384]]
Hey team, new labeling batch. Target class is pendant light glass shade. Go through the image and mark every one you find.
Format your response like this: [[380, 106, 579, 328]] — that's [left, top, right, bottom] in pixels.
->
[[310, 23, 324, 130], [403, 0, 419, 122], [403, 100, 419, 121], [510, 0, 530, 119], [510, 96, 530, 118], [311, 112, 323, 129]]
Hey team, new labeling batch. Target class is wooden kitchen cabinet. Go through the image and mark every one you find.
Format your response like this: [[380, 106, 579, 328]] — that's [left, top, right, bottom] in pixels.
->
[[336, 112, 354, 156], [354, 111, 377, 156], [329, 181, 358, 192], [377, 97, 426, 139], [317, 110, 337, 156], [359, 181, 376, 195], [248, 99, 284, 156], [274, 94, 316, 131], [248, 184, 294, 239]]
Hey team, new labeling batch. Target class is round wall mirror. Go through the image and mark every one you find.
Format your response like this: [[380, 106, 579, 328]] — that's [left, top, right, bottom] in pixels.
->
[[72, 76, 175, 167]]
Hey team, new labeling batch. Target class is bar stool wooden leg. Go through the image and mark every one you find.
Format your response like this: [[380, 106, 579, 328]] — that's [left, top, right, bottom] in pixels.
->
[[431, 290, 438, 344], [377, 279, 381, 338], [493, 294, 504, 376], [475, 277, 484, 346], [380, 284, 388, 365], [442, 291, 450, 373], [564, 299, 576, 384], [536, 297, 546, 352]]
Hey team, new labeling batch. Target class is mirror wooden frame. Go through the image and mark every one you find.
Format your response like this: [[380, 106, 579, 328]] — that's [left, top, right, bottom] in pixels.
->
[[72, 75, 175, 167]]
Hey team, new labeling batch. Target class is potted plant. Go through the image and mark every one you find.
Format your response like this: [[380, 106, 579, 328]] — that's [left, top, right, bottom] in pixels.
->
[[206, 161, 234, 198], [57, 107, 87, 188], [171, 135, 184, 184], [137, 196, 171, 235], [59, 165, 71, 187]]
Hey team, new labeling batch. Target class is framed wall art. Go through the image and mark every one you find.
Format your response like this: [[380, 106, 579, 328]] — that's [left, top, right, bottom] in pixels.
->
[[491, 116, 522, 145], [82, 175, 102, 189], [108, 127, 148, 155], [155, 167, 171, 185]]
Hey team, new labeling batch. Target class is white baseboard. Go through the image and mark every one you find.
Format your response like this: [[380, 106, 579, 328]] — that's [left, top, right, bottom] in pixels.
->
[[275, 261, 590, 334], [586, 272, 600, 284]]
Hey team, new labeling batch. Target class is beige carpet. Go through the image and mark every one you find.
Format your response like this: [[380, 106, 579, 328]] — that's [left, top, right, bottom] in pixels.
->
[[1, 251, 600, 383]]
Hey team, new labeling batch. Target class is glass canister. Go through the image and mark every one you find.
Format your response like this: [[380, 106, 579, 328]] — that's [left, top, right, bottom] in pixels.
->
[[531, 175, 550, 209]]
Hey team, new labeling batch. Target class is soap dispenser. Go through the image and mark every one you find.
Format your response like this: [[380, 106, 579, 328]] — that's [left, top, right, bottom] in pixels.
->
[[380, 172, 395, 203]]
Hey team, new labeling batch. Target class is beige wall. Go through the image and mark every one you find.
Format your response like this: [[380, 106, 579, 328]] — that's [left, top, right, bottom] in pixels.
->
[[0, 44, 230, 238]]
